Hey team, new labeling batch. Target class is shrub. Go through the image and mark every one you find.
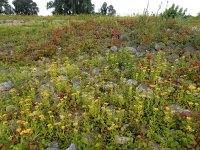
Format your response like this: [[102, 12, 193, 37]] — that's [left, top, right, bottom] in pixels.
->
[[161, 3, 187, 18]]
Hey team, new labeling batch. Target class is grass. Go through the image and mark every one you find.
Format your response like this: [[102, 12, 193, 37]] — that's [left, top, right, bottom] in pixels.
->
[[0, 15, 199, 149]]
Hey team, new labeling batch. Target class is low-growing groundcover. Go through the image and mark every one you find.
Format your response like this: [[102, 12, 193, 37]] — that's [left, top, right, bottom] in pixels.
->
[[0, 15, 200, 149]]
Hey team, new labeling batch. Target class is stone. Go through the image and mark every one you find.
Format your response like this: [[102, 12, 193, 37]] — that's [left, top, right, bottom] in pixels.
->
[[166, 28, 173, 32], [45, 141, 59, 150], [184, 43, 196, 52], [168, 104, 190, 114], [119, 33, 129, 42], [66, 144, 77, 150], [137, 84, 154, 98], [124, 47, 137, 53], [6, 105, 17, 112], [167, 54, 179, 62], [92, 68, 100, 75], [137, 45, 149, 52], [104, 81, 115, 90], [135, 52, 145, 57], [114, 68, 120, 73], [103, 48, 110, 53], [39, 83, 55, 94], [155, 43, 165, 51], [0, 81, 12, 92], [110, 46, 118, 52], [71, 78, 80, 90], [116, 135, 133, 144], [126, 79, 138, 86]]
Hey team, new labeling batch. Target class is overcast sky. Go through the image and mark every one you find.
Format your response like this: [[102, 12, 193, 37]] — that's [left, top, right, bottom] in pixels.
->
[[8, 0, 200, 16]]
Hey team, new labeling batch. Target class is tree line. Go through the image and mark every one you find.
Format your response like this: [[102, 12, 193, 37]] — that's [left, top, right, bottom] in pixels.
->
[[0, 0, 116, 16]]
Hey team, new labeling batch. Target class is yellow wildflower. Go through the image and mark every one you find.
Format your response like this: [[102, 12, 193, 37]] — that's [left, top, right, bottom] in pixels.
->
[[60, 115, 65, 120], [47, 124, 53, 129], [16, 128, 22, 133], [188, 85, 196, 90]]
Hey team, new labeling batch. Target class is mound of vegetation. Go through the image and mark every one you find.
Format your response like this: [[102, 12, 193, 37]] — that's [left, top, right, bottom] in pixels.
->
[[0, 15, 199, 149]]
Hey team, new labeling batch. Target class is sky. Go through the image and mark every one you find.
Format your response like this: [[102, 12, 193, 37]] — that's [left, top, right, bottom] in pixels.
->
[[8, 0, 200, 16]]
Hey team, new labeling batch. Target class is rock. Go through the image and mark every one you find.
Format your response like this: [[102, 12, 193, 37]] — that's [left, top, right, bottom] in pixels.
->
[[122, 124, 129, 129], [184, 43, 196, 52], [155, 43, 165, 51], [167, 54, 179, 62], [168, 104, 190, 114], [103, 48, 110, 53], [39, 83, 55, 94], [119, 33, 129, 42], [191, 26, 200, 32], [126, 79, 138, 86], [114, 68, 120, 73], [66, 144, 77, 150], [137, 84, 154, 98], [166, 28, 173, 32], [0, 81, 12, 92], [137, 45, 149, 52], [135, 52, 145, 57], [116, 135, 133, 144], [104, 81, 115, 90], [71, 78, 80, 90], [110, 46, 118, 52], [45, 148, 58, 150], [77, 54, 89, 60], [124, 47, 137, 53], [45, 141, 59, 150], [6, 105, 17, 112], [92, 68, 100, 75]]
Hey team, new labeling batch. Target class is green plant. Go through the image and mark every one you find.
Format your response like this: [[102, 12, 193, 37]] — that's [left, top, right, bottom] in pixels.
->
[[193, 32, 200, 50], [161, 3, 187, 18]]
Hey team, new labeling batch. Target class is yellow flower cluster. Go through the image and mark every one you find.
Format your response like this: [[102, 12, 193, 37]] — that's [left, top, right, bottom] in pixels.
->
[[16, 128, 33, 135]]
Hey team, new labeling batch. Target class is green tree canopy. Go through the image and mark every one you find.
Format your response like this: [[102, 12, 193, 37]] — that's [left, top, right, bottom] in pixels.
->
[[47, 0, 95, 15], [0, 0, 13, 14], [99, 2, 116, 16], [12, 0, 39, 15]]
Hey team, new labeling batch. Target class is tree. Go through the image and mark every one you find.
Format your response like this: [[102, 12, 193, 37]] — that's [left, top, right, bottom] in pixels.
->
[[160, 3, 187, 18], [100, 2, 107, 15], [107, 5, 116, 16], [12, 0, 39, 15], [47, 0, 95, 15], [0, 0, 13, 14], [99, 2, 116, 16]]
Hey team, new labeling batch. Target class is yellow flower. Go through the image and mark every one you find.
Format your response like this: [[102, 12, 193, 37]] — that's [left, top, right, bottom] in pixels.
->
[[153, 107, 159, 111], [149, 84, 156, 88], [22, 121, 28, 126], [16, 128, 22, 133], [61, 126, 65, 130], [188, 85, 196, 90], [186, 117, 192, 121], [47, 124, 53, 129], [55, 122, 62, 126], [60, 115, 65, 120], [160, 92, 168, 96], [68, 113, 72, 118], [32, 68, 37, 72], [186, 125, 193, 132], [50, 115, 54, 119], [165, 107, 170, 111], [23, 128, 33, 134], [39, 115, 45, 121]]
